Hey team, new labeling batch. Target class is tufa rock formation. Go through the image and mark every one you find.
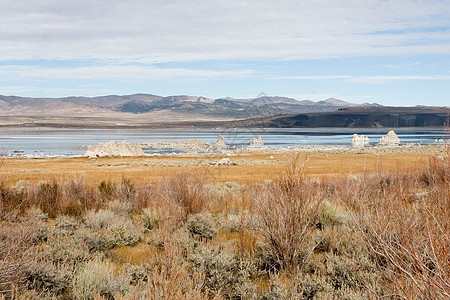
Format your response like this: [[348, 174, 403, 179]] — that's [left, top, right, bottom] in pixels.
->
[[378, 130, 401, 146], [249, 136, 264, 146], [351, 134, 369, 147], [84, 141, 145, 158], [213, 134, 227, 149]]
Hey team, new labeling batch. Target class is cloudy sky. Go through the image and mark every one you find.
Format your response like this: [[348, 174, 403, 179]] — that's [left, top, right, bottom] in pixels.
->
[[1, 0, 450, 106]]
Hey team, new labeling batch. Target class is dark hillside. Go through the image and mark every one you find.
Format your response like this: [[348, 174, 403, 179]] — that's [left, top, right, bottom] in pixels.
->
[[233, 107, 450, 128]]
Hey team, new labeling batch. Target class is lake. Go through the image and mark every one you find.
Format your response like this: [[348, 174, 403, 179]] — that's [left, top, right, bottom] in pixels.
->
[[0, 127, 447, 157]]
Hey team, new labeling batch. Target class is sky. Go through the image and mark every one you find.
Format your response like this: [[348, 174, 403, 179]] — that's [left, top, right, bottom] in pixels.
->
[[1, 0, 450, 106]]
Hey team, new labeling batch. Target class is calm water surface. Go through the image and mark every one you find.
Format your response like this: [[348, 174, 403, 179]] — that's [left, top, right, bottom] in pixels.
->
[[0, 127, 447, 157]]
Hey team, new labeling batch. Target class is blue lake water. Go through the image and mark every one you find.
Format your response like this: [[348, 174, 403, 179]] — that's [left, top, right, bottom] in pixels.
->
[[0, 127, 447, 157]]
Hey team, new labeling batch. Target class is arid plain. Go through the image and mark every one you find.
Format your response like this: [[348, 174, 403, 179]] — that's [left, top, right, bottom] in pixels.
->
[[1, 147, 447, 186]]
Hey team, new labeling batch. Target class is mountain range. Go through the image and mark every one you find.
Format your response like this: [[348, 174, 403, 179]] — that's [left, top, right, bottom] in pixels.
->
[[3, 93, 446, 128], [0, 93, 381, 121]]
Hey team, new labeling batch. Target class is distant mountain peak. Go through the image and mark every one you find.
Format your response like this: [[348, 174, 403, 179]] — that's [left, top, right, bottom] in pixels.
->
[[316, 98, 353, 106]]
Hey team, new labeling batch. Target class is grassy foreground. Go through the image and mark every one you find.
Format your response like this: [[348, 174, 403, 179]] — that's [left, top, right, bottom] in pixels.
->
[[0, 150, 449, 299]]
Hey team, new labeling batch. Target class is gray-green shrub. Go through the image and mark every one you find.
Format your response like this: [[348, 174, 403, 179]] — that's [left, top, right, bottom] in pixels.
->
[[72, 257, 128, 300], [186, 213, 217, 241]]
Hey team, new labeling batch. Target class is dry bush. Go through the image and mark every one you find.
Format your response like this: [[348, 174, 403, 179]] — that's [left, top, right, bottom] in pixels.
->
[[24, 261, 72, 296], [22, 179, 85, 218], [141, 207, 160, 232], [58, 176, 94, 216], [162, 170, 212, 221], [85, 209, 117, 229], [253, 154, 322, 271], [186, 213, 217, 241], [72, 257, 128, 300], [189, 247, 253, 299], [141, 264, 209, 300], [98, 180, 117, 202], [0, 184, 29, 220], [1, 176, 144, 219], [0, 221, 36, 297]]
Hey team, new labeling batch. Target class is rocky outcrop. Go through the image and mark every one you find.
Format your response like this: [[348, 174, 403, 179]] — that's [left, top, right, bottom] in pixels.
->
[[351, 134, 369, 147], [249, 136, 264, 146], [84, 141, 145, 158], [378, 130, 401, 146]]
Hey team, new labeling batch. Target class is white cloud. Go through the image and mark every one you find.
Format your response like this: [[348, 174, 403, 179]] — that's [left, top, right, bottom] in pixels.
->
[[1, 0, 449, 62], [276, 74, 450, 83], [0, 65, 255, 80], [350, 75, 450, 84], [0, 85, 117, 97]]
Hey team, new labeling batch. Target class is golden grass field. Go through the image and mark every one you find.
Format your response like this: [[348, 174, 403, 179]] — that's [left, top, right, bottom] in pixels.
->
[[1, 147, 446, 186]]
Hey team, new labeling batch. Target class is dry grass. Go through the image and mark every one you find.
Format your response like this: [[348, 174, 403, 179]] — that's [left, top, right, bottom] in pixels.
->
[[0, 150, 443, 186]]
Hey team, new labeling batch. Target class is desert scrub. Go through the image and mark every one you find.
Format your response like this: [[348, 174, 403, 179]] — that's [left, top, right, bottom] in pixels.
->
[[186, 213, 217, 241], [26, 206, 48, 222], [24, 262, 72, 296], [251, 154, 325, 271], [141, 207, 160, 232], [214, 213, 241, 233], [325, 255, 364, 291], [41, 233, 90, 266], [72, 257, 128, 300], [107, 199, 131, 216], [189, 248, 253, 299], [109, 223, 142, 247], [349, 167, 450, 299], [53, 215, 78, 236], [125, 264, 149, 285], [83, 209, 141, 252], [316, 200, 348, 229], [253, 181, 321, 271], [262, 275, 286, 300], [117, 177, 136, 203], [98, 180, 116, 201], [252, 242, 280, 274], [35, 181, 59, 218], [292, 274, 330, 300], [84, 227, 141, 252], [139, 264, 207, 300], [163, 171, 212, 219], [0, 220, 36, 296], [84, 209, 116, 229]]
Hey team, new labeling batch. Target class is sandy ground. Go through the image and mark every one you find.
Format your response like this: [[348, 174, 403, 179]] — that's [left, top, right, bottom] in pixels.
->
[[1, 146, 447, 186]]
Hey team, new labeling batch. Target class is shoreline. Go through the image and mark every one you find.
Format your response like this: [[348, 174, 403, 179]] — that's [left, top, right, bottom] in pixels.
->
[[0, 122, 446, 130]]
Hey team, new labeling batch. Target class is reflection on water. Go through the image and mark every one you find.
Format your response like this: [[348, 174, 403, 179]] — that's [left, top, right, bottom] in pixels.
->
[[0, 127, 447, 157]]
